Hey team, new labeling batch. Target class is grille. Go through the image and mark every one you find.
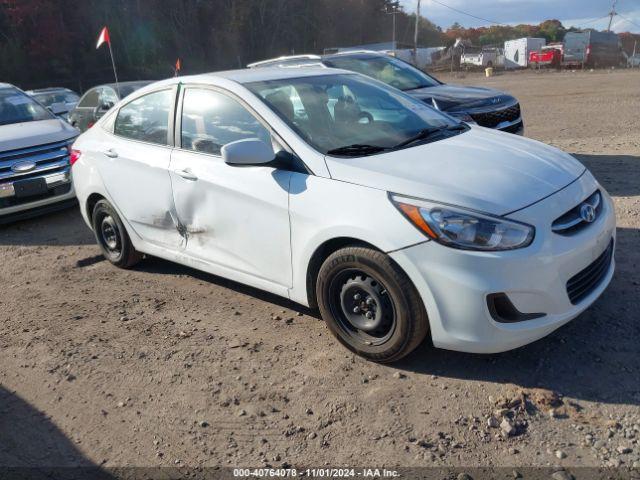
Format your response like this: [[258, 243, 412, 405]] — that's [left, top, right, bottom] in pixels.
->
[[470, 104, 521, 128], [566, 240, 614, 305], [0, 140, 71, 183], [552, 190, 602, 235]]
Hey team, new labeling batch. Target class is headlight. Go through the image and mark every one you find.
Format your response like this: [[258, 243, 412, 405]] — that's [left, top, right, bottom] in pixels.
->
[[391, 195, 535, 251]]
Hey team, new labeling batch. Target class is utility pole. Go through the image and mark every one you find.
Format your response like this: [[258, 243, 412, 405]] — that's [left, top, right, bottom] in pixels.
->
[[607, 0, 617, 32], [413, 0, 421, 56], [383, 1, 401, 49]]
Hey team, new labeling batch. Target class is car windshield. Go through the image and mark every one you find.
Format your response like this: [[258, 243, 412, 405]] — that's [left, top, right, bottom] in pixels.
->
[[0, 87, 53, 126], [246, 74, 463, 156], [323, 55, 440, 91], [33, 90, 80, 107]]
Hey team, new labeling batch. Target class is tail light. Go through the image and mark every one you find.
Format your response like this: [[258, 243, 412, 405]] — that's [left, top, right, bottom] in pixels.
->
[[69, 149, 82, 166]]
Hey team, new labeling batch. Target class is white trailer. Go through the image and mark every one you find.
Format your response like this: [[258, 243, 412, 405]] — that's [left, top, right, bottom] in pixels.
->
[[504, 37, 546, 69]]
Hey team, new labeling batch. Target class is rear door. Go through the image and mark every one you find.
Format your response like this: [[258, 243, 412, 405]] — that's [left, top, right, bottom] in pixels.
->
[[169, 85, 292, 290], [97, 86, 182, 248]]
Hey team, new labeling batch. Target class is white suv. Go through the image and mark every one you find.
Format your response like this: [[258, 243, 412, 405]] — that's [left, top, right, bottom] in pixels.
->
[[71, 68, 615, 362], [0, 83, 78, 224]]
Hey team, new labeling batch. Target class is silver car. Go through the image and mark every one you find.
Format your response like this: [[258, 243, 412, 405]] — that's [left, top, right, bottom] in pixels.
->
[[0, 83, 78, 224]]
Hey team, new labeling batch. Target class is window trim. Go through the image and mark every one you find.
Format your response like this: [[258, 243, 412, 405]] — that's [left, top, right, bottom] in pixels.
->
[[174, 83, 312, 174], [111, 86, 178, 148]]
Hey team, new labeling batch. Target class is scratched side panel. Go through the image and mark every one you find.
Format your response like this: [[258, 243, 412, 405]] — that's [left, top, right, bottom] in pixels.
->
[[169, 149, 293, 288]]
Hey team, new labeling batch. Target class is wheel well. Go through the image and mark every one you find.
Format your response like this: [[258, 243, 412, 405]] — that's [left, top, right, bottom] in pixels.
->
[[86, 193, 105, 224], [305, 237, 382, 309]]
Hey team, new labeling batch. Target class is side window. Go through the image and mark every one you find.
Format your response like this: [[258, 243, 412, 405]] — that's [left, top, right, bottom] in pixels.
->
[[181, 88, 271, 155], [101, 88, 118, 107], [114, 90, 173, 145], [77, 88, 100, 108]]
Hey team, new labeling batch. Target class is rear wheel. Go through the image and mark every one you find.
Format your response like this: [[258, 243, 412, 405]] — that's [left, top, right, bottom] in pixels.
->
[[316, 246, 429, 363], [92, 199, 142, 268]]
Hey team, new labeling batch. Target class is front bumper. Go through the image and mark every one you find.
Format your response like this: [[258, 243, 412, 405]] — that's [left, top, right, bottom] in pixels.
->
[[389, 172, 616, 353], [0, 169, 76, 224]]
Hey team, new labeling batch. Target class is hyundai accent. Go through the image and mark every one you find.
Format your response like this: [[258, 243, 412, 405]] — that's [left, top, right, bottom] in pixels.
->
[[71, 68, 615, 362]]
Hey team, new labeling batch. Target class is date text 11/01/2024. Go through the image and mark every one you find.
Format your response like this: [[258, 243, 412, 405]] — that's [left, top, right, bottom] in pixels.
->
[[233, 468, 400, 477]]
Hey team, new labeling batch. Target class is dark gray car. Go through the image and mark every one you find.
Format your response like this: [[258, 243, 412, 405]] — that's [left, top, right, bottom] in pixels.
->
[[69, 81, 152, 132], [248, 52, 524, 134]]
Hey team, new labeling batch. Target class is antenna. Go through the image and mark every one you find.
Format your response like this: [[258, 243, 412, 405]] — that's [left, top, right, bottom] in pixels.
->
[[607, 0, 618, 32]]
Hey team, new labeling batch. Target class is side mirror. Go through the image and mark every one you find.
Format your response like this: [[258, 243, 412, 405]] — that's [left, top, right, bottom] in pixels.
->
[[48, 102, 68, 116], [222, 138, 275, 166]]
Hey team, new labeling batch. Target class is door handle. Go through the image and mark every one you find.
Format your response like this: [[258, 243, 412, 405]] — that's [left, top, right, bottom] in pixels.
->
[[173, 168, 198, 181], [103, 148, 118, 158]]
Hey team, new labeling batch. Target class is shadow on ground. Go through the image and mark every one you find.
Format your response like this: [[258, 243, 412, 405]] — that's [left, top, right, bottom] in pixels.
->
[[574, 154, 640, 197], [0, 207, 94, 247], [0, 386, 113, 478], [136, 256, 319, 318], [398, 226, 640, 407], [134, 227, 640, 407]]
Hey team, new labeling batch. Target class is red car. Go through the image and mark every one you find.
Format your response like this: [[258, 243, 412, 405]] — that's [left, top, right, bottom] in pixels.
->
[[529, 45, 563, 67]]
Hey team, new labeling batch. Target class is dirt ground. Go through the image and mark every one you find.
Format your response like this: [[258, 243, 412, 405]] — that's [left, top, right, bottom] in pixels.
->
[[1, 69, 639, 473]]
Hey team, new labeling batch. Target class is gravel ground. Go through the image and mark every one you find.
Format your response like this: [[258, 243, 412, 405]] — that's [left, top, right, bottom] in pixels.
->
[[1, 68, 639, 472]]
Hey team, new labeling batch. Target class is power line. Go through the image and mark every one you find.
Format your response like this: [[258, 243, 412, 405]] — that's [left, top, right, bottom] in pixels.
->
[[428, 0, 507, 27], [428, 0, 640, 33], [576, 14, 613, 27], [616, 12, 640, 31]]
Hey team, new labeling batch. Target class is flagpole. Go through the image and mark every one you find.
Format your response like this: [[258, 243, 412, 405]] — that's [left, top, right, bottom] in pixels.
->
[[107, 40, 120, 97]]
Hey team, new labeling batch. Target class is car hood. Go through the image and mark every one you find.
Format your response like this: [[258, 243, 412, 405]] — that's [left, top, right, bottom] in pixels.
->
[[0, 119, 78, 152], [406, 84, 514, 112], [324, 127, 586, 216]]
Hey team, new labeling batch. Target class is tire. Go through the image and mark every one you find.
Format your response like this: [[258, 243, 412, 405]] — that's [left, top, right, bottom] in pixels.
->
[[92, 199, 142, 268], [316, 246, 429, 363]]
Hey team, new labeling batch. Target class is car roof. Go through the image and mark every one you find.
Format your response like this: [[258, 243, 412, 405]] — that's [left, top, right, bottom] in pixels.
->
[[0, 82, 15, 89], [247, 51, 388, 69], [101, 80, 154, 90], [247, 55, 322, 68], [323, 51, 387, 60], [182, 66, 350, 84], [106, 67, 354, 103], [27, 87, 75, 93]]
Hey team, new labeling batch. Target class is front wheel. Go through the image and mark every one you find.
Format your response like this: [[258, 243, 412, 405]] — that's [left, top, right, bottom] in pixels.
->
[[316, 246, 429, 363], [92, 199, 142, 268]]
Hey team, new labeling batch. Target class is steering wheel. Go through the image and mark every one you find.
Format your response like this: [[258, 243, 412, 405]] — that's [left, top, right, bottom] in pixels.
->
[[358, 112, 373, 124]]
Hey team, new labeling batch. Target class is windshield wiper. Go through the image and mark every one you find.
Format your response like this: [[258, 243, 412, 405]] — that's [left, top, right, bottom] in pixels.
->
[[403, 84, 434, 91], [326, 144, 389, 157], [392, 124, 467, 149]]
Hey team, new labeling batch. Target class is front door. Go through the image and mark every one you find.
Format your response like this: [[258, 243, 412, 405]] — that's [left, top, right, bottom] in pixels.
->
[[169, 86, 292, 290]]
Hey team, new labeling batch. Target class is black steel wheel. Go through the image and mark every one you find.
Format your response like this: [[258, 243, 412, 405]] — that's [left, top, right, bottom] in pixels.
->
[[316, 246, 429, 363], [92, 199, 142, 268], [329, 269, 397, 346]]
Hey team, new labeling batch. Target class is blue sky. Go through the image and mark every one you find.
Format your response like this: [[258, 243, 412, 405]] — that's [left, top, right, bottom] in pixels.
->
[[399, 0, 640, 33]]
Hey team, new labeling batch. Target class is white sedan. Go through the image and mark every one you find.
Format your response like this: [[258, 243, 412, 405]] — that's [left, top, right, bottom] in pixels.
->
[[70, 67, 615, 362]]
